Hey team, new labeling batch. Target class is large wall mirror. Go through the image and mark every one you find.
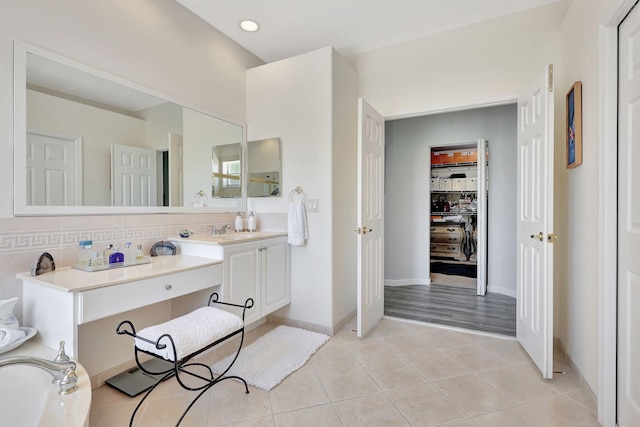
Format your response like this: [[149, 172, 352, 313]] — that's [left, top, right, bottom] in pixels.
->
[[247, 138, 282, 197], [13, 41, 245, 215]]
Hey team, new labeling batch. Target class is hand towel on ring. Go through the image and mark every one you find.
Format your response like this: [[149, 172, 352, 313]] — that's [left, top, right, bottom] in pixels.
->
[[287, 199, 308, 245]]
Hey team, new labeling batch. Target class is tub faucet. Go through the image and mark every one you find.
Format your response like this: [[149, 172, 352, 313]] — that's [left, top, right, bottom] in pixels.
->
[[211, 224, 231, 235], [0, 354, 78, 395]]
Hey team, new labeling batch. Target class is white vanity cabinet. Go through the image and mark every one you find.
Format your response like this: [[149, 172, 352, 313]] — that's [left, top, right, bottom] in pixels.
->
[[223, 240, 261, 324], [259, 237, 290, 315], [173, 233, 290, 325], [17, 255, 222, 364]]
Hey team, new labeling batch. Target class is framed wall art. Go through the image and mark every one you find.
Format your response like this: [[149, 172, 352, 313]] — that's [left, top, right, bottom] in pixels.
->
[[566, 81, 582, 168]]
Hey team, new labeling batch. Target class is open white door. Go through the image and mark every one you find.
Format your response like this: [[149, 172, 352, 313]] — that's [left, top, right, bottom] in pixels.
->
[[516, 65, 555, 379], [111, 144, 157, 207], [476, 139, 488, 296], [618, 6, 640, 424], [356, 99, 385, 338]]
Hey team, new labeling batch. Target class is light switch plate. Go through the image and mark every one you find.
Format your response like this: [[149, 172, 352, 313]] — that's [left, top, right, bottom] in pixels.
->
[[307, 199, 319, 212]]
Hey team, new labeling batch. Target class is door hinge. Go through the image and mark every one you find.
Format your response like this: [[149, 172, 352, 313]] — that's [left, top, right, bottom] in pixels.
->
[[548, 65, 554, 92]]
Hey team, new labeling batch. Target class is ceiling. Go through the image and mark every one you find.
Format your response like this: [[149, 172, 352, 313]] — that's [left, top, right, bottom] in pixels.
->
[[176, 0, 562, 63]]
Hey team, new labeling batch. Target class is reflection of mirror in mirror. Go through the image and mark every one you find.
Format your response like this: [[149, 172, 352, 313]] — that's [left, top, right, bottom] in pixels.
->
[[247, 138, 282, 197], [15, 42, 245, 214], [211, 143, 242, 198]]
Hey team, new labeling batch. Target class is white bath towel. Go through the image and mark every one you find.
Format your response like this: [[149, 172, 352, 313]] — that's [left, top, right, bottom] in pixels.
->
[[135, 307, 243, 361], [287, 200, 309, 246], [0, 328, 26, 347]]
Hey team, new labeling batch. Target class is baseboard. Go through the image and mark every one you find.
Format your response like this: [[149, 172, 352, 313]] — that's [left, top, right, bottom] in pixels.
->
[[384, 278, 430, 286], [554, 337, 598, 405], [332, 309, 356, 335], [487, 285, 516, 298], [266, 314, 333, 336]]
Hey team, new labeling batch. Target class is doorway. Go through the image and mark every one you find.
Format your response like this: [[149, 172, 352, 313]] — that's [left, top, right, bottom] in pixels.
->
[[383, 104, 517, 333], [429, 139, 487, 295]]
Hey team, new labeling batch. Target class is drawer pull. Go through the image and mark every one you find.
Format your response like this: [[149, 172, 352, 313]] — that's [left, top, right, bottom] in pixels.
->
[[165, 284, 172, 290], [448, 238, 458, 241]]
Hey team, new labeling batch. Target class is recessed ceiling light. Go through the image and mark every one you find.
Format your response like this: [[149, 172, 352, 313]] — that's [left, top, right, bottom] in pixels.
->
[[240, 20, 260, 32]]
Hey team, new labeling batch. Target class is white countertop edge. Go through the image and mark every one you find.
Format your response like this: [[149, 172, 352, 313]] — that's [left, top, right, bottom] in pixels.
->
[[170, 231, 287, 246], [17, 254, 222, 293]]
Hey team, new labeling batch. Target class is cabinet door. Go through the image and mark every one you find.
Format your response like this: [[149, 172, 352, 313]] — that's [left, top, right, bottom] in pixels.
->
[[224, 241, 261, 324], [261, 237, 290, 314]]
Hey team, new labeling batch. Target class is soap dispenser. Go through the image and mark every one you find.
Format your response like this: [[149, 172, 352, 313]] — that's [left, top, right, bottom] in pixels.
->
[[234, 212, 244, 232], [247, 211, 256, 232]]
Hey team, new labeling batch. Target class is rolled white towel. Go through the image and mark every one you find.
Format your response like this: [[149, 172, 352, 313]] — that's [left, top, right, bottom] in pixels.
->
[[135, 307, 244, 361], [0, 328, 26, 347]]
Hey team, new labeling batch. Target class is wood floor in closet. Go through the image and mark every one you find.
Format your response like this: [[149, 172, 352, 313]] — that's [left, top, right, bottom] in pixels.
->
[[384, 284, 516, 336]]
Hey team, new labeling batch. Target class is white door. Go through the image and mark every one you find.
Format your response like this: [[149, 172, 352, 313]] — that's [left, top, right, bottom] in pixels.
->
[[111, 144, 157, 207], [516, 65, 555, 379], [476, 139, 488, 296], [26, 132, 82, 206], [357, 99, 385, 338], [169, 133, 184, 207], [618, 6, 640, 424]]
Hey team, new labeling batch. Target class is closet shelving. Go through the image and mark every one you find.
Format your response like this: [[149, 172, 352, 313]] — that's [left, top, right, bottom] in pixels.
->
[[429, 140, 488, 296]]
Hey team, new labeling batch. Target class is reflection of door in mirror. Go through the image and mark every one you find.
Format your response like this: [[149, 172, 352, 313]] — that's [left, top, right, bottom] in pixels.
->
[[169, 133, 184, 207], [26, 130, 82, 206], [111, 144, 158, 207], [247, 138, 282, 197]]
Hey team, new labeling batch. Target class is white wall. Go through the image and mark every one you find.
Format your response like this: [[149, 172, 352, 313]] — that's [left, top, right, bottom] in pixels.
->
[[247, 48, 335, 329], [346, 1, 567, 118], [246, 47, 358, 331], [555, 0, 618, 394], [385, 105, 517, 297], [0, 0, 263, 218], [331, 49, 358, 326]]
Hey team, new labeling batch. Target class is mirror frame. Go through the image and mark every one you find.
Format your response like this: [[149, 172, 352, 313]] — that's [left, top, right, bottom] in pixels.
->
[[13, 40, 246, 215]]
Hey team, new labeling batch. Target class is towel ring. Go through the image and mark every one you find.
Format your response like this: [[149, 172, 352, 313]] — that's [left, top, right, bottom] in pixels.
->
[[289, 186, 306, 203]]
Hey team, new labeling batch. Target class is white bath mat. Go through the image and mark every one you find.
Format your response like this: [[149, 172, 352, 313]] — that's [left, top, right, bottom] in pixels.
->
[[211, 325, 329, 391]]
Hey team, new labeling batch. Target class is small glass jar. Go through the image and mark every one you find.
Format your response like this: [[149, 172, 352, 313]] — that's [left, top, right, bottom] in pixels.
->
[[78, 240, 92, 266], [90, 251, 103, 268]]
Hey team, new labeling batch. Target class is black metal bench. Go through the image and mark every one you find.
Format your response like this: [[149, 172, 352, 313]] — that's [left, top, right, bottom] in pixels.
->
[[116, 292, 253, 426]]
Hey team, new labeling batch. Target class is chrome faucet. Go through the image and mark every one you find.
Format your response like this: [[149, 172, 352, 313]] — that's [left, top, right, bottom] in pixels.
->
[[0, 340, 78, 395], [211, 224, 231, 235]]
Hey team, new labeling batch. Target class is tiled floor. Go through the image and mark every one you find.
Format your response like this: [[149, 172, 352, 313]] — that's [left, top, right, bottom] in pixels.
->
[[89, 318, 599, 426]]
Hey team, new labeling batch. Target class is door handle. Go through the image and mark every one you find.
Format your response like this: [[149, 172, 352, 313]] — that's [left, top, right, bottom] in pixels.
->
[[355, 226, 373, 235], [530, 232, 544, 242]]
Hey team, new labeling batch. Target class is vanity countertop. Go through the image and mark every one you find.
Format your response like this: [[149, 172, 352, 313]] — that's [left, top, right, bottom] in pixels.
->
[[170, 231, 287, 246], [17, 254, 222, 293]]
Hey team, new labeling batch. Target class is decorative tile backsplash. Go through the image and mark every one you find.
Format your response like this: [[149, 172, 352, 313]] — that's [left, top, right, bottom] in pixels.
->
[[0, 222, 208, 253], [0, 212, 287, 324], [0, 212, 287, 254]]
